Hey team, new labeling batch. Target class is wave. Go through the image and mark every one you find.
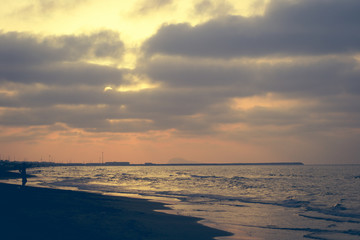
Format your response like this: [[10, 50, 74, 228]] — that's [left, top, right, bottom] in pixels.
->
[[48, 176, 359, 222], [299, 214, 360, 224], [240, 224, 360, 240]]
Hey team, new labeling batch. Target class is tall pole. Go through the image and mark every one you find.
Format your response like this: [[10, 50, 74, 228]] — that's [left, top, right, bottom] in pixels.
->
[[102, 152, 104, 165]]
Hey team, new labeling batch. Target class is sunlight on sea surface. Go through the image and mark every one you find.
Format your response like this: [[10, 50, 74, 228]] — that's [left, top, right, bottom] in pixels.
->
[[7, 164, 360, 240]]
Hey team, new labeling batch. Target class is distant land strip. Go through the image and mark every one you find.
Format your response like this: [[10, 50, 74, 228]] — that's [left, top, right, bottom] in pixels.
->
[[140, 162, 304, 166], [59, 161, 304, 166], [97, 161, 304, 166], [1, 160, 304, 171]]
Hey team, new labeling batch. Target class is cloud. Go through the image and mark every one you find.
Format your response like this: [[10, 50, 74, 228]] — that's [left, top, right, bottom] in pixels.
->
[[2, 54, 359, 137], [0, 30, 124, 66], [12, 0, 89, 18], [0, 30, 126, 88], [0, 29, 134, 133], [193, 0, 234, 18], [144, 0, 360, 58], [142, 55, 360, 96], [0, 62, 125, 86], [133, 0, 173, 14], [133, 52, 360, 137]]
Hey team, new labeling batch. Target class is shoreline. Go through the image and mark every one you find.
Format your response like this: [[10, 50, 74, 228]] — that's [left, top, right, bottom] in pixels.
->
[[0, 182, 232, 240]]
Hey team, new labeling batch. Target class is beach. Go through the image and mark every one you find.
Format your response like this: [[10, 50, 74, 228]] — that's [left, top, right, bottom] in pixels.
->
[[0, 183, 231, 240]]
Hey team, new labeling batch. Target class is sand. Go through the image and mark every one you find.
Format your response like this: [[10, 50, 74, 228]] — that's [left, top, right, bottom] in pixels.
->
[[0, 183, 231, 240]]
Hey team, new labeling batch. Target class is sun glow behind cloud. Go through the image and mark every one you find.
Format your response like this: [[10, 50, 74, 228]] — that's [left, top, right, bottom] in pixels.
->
[[116, 82, 159, 92], [231, 93, 312, 111]]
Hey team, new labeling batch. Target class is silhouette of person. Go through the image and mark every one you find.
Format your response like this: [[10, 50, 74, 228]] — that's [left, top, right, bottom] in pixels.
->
[[19, 163, 27, 187]]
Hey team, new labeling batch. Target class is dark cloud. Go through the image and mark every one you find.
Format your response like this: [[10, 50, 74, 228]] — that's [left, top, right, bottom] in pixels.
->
[[133, 52, 360, 136], [142, 57, 252, 88], [2, 52, 359, 136], [0, 85, 117, 108], [0, 100, 157, 133], [255, 57, 360, 96], [0, 62, 125, 86], [0, 30, 124, 66], [0, 30, 126, 86], [51, 31, 125, 60], [0, 29, 133, 133], [144, 0, 360, 58], [0, 31, 58, 65], [142, 55, 360, 96]]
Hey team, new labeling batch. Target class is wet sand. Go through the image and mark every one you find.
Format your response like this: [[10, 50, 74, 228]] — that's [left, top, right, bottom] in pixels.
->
[[0, 183, 231, 240]]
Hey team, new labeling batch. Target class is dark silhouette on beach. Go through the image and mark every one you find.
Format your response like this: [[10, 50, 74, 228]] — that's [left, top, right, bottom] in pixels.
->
[[19, 163, 27, 187]]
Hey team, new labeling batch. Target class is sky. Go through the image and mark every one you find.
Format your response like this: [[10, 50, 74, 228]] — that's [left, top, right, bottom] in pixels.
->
[[1, 0, 360, 164]]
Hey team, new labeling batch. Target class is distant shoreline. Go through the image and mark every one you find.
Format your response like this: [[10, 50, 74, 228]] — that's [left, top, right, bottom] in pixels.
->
[[1, 159, 304, 169], [141, 162, 304, 166], [71, 161, 305, 167]]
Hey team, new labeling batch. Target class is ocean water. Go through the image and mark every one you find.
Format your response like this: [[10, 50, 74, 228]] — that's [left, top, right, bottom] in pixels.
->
[[14, 165, 360, 239]]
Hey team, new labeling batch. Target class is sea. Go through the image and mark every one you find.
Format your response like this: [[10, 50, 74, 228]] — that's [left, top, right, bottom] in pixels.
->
[[5, 164, 360, 240]]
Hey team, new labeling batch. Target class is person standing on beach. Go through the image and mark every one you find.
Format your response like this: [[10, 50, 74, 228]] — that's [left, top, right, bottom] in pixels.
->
[[19, 163, 27, 187]]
